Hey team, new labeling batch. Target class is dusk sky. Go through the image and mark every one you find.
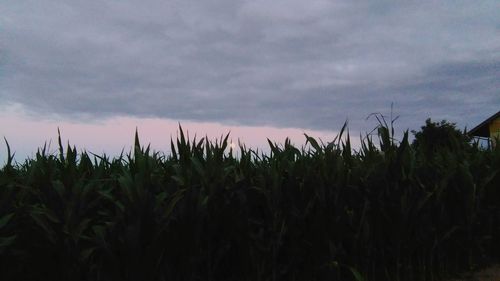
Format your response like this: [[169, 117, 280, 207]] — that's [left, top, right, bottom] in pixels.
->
[[1, 1, 499, 161]]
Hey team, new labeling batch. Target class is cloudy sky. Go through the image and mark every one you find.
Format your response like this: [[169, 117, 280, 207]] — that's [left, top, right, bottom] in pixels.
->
[[1, 0, 499, 161]]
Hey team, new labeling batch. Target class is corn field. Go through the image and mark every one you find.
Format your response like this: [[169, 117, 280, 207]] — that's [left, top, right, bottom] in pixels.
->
[[0, 121, 499, 281]]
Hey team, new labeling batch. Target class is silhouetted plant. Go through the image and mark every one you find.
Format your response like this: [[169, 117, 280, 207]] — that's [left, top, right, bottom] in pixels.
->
[[0, 122, 499, 281], [411, 118, 472, 156]]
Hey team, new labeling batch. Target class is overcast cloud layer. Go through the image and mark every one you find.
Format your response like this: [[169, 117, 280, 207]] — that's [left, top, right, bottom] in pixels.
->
[[1, 0, 499, 132]]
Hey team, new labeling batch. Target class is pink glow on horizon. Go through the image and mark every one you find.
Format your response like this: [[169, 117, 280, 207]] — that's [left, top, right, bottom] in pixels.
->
[[1, 107, 359, 163]]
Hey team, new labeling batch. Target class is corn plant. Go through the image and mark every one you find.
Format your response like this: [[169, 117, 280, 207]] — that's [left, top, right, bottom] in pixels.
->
[[0, 121, 499, 281]]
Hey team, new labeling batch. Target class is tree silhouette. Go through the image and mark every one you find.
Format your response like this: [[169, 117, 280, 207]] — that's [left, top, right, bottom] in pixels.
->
[[411, 118, 471, 156]]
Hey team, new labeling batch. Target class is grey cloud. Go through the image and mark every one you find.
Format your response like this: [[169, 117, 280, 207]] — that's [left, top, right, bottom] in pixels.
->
[[1, 0, 499, 134]]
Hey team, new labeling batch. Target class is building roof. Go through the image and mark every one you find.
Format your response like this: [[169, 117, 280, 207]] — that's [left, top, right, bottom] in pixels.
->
[[469, 110, 500, 137]]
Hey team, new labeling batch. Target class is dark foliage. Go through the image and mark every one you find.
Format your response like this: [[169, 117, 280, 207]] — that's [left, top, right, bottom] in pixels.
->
[[0, 122, 499, 281], [411, 118, 472, 155]]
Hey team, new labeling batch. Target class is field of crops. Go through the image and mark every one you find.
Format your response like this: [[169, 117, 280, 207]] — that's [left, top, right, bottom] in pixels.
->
[[1, 120, 499, 281]]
